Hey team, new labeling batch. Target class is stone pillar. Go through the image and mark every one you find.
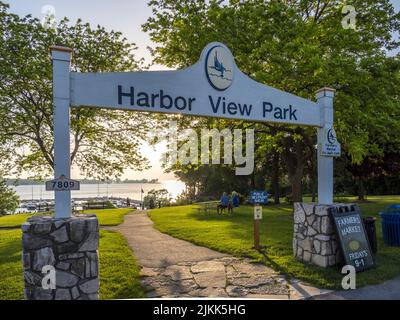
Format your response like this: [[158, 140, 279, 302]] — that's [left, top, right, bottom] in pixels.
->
[[22, 215, 100, 300], [293, 203, 355, 268]]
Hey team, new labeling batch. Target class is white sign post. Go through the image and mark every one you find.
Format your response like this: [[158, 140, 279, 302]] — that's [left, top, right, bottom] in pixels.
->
[[316, 88, 337, 205], [51, 46, 73, 219], [51, 42, 338, 218]]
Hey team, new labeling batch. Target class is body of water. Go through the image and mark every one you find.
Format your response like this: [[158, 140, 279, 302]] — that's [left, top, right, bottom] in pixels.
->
[[11, 180, 185, 201]]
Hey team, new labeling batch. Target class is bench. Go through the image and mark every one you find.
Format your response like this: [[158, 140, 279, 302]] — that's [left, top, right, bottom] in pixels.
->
[[196, 201, 219, 214]]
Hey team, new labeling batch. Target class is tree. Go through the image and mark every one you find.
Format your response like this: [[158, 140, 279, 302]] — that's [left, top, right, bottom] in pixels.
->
[[143, 0, 400, 201], [143, 188, 171, 208], [0, 178, 19, 215], [0, 2, 158, 179], [158, 117, 258, 199], [344, 141, 400, 201]]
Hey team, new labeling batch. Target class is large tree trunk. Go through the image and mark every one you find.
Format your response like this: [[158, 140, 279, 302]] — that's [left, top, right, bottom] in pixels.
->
[[357, 177, 365, 201], [290, 173, 303, 203], [311, 178, 317, 202], [251, 172, 256, 189], [272, 151, 280, 204], [282, 138, 306, 203], [311, 150, 317, 202]]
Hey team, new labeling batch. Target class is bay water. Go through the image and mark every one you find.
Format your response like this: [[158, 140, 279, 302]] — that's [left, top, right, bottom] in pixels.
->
[[11, 180, 185, 201]]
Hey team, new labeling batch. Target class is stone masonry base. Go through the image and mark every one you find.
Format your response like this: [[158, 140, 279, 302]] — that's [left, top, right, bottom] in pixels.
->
[[21, 215, 99, 300], [293, 203, 357, 268]]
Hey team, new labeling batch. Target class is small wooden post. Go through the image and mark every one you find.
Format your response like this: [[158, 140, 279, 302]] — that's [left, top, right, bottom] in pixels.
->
[[254, 219, 260, 251], [253, 204, 262, 251]]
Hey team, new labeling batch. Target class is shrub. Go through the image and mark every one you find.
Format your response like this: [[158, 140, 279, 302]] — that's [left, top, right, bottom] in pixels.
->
[[0, 179, 19, 215]]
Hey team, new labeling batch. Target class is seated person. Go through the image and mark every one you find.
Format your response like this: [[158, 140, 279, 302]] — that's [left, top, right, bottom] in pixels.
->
[[217, 192, 231, 214], [232, 191, 240, 208], [227, 195, 234, 214]]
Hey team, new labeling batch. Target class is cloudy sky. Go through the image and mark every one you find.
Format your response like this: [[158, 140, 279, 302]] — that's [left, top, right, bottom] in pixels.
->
[[4, 0, 400, 180]]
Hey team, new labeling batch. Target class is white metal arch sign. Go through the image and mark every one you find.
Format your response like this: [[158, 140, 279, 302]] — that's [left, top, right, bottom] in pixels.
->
[[70, 42, 320, 126], [51, 42, 338, 218]]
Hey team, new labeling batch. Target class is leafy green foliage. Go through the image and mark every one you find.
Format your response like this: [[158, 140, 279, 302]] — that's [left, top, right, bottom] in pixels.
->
[[0, 178, 19, 215], [143, 0, 400, 201], [143, 188, 171, 208], [0, 2, 158, 179]]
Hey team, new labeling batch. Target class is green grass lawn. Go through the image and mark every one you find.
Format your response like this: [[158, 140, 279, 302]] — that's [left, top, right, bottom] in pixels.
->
[[148, 195, 400, 290], [98, 229, 145, 299], [0, 229, 23, 299], [82, 208, 133, 226], [0, 213, 50, 228], [0, 208, 132, 228], [0, 229, 144, 300]]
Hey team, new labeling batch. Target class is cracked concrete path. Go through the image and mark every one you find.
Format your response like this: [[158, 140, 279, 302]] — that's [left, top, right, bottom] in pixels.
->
[[106, 211, 227, 268], [105, 211, 331, 299]]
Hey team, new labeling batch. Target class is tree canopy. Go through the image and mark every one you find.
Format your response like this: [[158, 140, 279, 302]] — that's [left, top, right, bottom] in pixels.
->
[[0, 175, 19, 215], [1, 1, 399, 202], [143, 0, 400, 201], [0, 2, 158, 179]]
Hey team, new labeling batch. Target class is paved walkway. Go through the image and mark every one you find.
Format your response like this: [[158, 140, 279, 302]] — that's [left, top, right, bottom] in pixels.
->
[[311, 276, 400, 300], [106, 211, 332, 299]]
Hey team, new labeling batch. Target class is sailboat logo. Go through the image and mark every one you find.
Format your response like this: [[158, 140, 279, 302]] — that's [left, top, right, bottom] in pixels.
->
[[327, 128, 337, 144], [205, 45, 233, 91]]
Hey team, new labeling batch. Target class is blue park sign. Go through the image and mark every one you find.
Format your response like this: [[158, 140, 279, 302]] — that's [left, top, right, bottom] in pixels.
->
[[250, 191, 269, 204]]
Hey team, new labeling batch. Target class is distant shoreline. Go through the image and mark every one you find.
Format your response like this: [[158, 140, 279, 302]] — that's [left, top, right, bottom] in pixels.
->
[[10, 179, 185, 202], [6, 179, 161, 186]]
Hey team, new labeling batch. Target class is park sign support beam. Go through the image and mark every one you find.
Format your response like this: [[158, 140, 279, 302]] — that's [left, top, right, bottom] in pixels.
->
[[316, 87, 336, 205], [50, 42, 340, 219], [22, 47, 100, 302], [51, 46, 73, 219]]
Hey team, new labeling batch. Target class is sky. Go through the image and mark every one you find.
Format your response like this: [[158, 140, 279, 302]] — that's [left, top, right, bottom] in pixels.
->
[[6, 0, 159, 67], [4, 0, 400, 180], [6, 0, 174, 180]]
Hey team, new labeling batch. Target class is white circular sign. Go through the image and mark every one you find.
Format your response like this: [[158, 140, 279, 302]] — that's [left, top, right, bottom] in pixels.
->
[[205, 45, 234, 91], [327, 128, 337, 144]]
